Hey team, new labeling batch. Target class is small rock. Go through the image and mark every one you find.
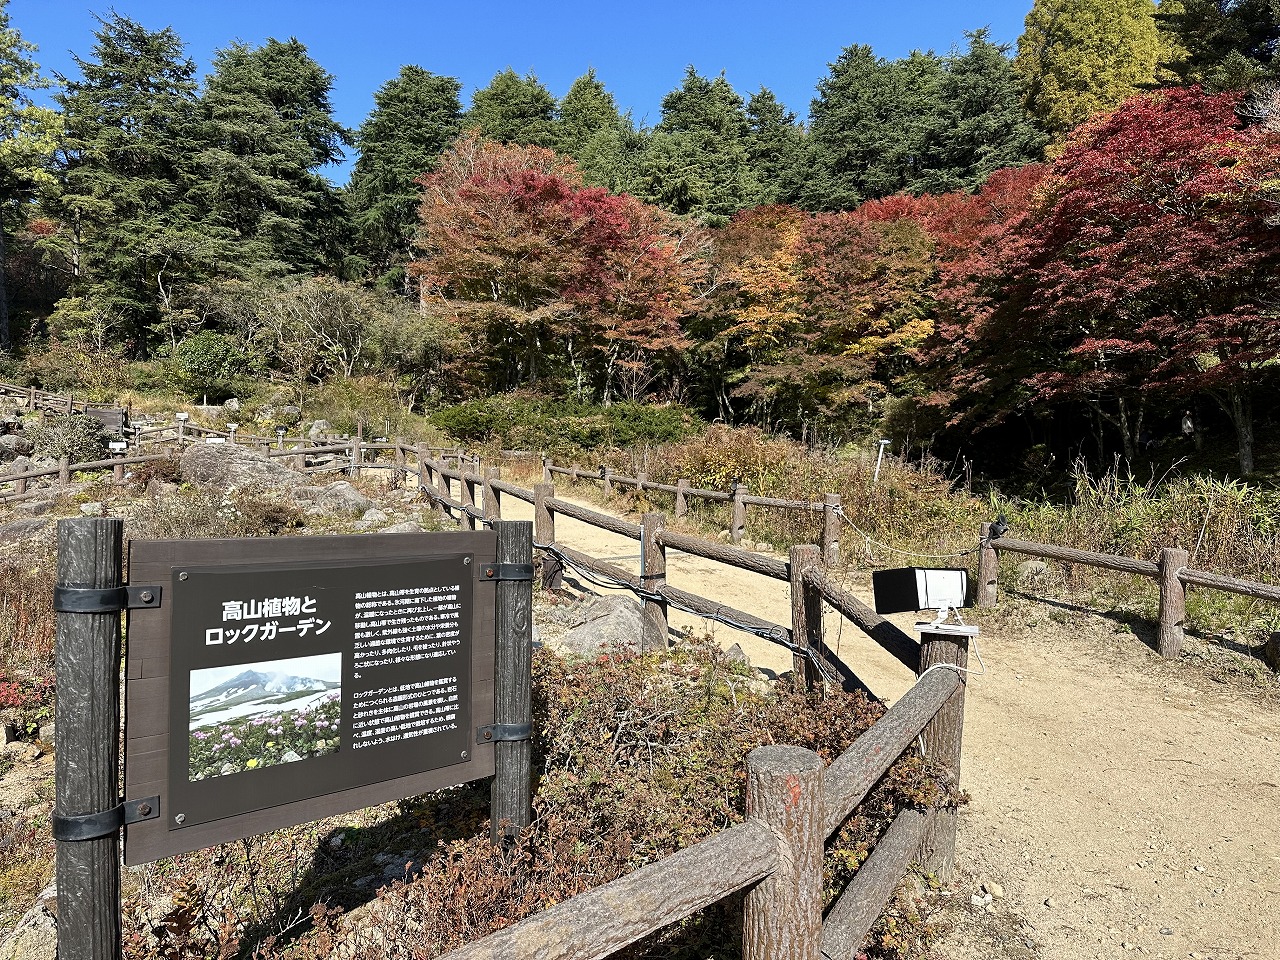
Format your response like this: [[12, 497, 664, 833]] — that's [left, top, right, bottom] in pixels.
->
[[79, 501, 104, 516], [307, 420, 332, 441], [361, 508, 389, 524], [329, 834, 344, 849], [223, 398, 241, 413], [1160, 927, 1173, 936], [739, 539, 755, 551], [982, 881, 1004, 899], [755, 540, 775, 553], [220, 762, 237, 776], [281, 750, 302, 762], [380, 521, 424, 534], [36, 723, 53, 745], [716, 530, 731, 542], [1193, 864, 1204, 872], [724, 643, 751, 667], [3, 742, 41, 762]]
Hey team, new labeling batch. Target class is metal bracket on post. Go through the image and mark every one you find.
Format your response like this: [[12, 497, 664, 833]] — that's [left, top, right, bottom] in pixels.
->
[[52, 795, 160, 842], [481, 563, 534, 582], [476, 723, 532, 744], [53, 584, 162, 613]]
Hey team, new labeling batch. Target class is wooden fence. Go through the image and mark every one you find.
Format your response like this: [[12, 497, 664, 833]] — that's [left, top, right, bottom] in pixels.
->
[[0, 421, 473, 504], [412, 453, 972, 959], [539, 457, 843, 563], [976, 522, 1280, 660]]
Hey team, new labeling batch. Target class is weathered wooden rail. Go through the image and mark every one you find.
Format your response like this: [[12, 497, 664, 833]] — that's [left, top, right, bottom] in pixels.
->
[[538, 457, 842, 563], [975, 523, 1280, 659], [411, 454, 972, 958]]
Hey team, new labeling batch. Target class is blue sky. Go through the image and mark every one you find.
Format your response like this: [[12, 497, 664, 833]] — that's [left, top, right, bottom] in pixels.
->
[[11, 0, 1034, 181]]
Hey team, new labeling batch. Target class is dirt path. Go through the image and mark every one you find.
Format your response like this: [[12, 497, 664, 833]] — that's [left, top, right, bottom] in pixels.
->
[[500, 490, 1280, 960]]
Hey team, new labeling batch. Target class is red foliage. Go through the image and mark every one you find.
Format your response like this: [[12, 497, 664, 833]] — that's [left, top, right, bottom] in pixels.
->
[[411, 133, 706, 401]]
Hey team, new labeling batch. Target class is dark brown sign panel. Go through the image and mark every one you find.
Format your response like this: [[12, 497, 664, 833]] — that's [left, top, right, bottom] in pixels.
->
[[124, 532, 498, 865]]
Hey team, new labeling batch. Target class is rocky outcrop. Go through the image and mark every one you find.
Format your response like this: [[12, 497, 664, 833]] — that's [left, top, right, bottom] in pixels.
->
[[180, 441, 305, 492]]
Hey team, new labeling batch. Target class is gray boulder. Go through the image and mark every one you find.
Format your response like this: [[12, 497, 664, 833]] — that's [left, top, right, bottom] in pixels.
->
[[0, 434, 32, 461], [313, 480, 376, 516], [0, 518, 50, 545], [307, 420, 331, 440], [180, 442, 306, 492], [556, 595, 653, 656], [0, 883, 56, 960], [380, 521, 425, 534]]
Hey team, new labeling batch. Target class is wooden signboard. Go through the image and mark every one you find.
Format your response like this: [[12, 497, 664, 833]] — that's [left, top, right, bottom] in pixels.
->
[[124, 531, 499, 864]]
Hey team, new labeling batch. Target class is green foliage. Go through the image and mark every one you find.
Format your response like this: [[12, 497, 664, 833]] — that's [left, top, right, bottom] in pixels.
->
[[1158, 0, 1280, 90], [466, 68, 559, 147], [53, 12, 210, 351], [346, 66, 463, 290], [634, 68, 765, 225], [27, 411, 108, 461], [1015, 0, 1162, 136], [195, 38, 350, 279], [429, 393, 701, 453], [173, 330, 257, 401]]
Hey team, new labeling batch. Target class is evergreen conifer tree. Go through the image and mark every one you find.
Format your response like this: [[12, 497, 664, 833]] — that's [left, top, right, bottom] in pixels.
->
[[1014, 0, 1162, 136], [467, 69, 559, 147], [347, 65, 463, 290]]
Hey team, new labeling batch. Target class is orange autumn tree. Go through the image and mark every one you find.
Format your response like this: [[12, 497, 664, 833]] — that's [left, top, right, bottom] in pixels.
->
[[411, 132, 706, 401]]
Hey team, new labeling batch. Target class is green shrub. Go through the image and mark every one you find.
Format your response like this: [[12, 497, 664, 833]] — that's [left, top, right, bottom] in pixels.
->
[[430, 393, 700, 454], [27, 413, 109, 463]]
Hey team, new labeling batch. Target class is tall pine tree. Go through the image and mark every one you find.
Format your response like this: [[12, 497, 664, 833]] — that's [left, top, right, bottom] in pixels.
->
[[346, 66, 463, 291], [196, 38, 349, 279], [635, 67, 764, 225], [917, 30, 1047, 193], [1157, 0, 1279, 89], [0, 0, 60, 349], [745, 87, 806, 204], [803, 46, 945, 209], [54, 12, 210, 352], [467, 69, 559, 147]]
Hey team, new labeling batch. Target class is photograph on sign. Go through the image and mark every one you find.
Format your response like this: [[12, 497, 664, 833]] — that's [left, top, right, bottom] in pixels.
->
[[188, 653, 342, 781], [166, 555, 472, 831]]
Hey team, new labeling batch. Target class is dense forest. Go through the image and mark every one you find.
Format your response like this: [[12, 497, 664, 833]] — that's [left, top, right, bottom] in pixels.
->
[[0, 0, 1277, 484]]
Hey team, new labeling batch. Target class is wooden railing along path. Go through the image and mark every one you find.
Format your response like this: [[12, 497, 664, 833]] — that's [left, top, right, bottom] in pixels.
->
[[535, 456, 843, 563], [975, 522, 1280, 660], [412, 452, 971, 959]]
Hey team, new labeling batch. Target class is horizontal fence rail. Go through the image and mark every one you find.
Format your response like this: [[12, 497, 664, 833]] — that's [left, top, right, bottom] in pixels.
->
[[538, 457, 839, 563], [976, 523, 1280, 659]]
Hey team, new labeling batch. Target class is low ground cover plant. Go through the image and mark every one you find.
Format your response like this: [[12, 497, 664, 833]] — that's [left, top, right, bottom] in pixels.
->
[[118, 637, 945, 960]]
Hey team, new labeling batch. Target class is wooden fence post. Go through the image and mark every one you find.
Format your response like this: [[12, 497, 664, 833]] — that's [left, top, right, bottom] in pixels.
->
[[675, 479, 689, 519], [55, 517, 124, 960], [976, 523, 999, 607], [491, 520, 533, 846], [743, 745, 824, 960], [59, 455, 70, 485], [533, 483, 559, 589], [393, 440, 406, 489], [435, 460, 451, 523], [917, 632, 968, 879], [483, 466, 502, 522], [821, 494, 841, 565], [602, 467, 614, 498], [789, 545, 823, 691], [1158, 547, 1189, 659], [415, 444, 427, 494], [15, 462, 28, 496], [731, 483, 747, 543], [541, 456, 552, 483], [462, 469, 477, 531], [348, 437, 362, 480], [641, 511, 667, 650], [635, 470, 647, 493], [113, 457, 124, 482], [533, 482, 555, 546]]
